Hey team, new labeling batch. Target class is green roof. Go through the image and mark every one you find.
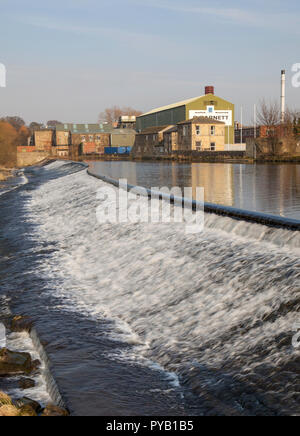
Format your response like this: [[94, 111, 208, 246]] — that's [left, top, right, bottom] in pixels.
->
[[56, 123, 114, 133]]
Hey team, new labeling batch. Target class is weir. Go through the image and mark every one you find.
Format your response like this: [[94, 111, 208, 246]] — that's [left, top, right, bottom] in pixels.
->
[[87, 168, 300, 231], [0, 161, 299, 416]]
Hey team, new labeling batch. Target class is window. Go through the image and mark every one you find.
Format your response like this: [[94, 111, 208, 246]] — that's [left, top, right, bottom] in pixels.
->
[[81, 136, 86, 142], [89, 135, 94, 142], [211, 126, 216, 135], [183, 126, 187, 137], [196, 141, 202, 151], [153, 134, 156, 142], [210, 142, 216, 151], [196, 126, 201, 135]]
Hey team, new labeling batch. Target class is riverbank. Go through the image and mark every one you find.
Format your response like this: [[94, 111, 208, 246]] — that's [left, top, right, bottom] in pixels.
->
[[0, 312, 69, 417], [76, 154, 300, 164], [0, 168, 14, 182]]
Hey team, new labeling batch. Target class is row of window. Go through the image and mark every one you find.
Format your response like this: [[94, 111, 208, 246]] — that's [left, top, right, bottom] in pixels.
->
[[195, 141, 216, 151], [81, 135, 102, 142], [196, 125, 216, 136], [183, 125, 216, 136]]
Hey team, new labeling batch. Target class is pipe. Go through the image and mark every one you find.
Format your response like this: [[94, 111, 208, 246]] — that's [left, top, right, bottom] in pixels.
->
[[281, 69, 286, 123]]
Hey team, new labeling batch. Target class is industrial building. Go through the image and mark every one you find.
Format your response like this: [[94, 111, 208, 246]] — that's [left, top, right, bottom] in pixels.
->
[[136, 86, 235, 145], [132, 117, 226, 157]]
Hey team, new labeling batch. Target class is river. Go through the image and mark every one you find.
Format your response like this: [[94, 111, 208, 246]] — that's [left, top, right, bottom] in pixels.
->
[[88, 161, 300, 220], [0, 161, 299, 416]]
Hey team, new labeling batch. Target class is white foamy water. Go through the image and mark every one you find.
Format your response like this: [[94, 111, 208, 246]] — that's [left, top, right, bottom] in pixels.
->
[[0, 171, 28, 197], [4, 331, 52, 406], [21, 161, 300, 415]]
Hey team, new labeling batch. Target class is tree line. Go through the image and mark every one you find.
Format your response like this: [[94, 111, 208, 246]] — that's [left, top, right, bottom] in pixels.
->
[[256, 100, 300, 155]]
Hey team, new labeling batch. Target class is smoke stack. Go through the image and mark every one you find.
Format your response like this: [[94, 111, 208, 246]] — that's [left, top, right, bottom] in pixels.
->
[[281, 70, 286, 123], [205, 86, 214, 95]]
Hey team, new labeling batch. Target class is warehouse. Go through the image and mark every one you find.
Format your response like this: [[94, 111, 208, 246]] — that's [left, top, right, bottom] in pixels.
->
[[136, 86, 235, 145]]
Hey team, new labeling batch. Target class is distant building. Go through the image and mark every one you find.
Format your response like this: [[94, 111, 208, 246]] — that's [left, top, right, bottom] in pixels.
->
[[134, 125, 174, 156], [54, 128, 71, 157], [33, 130, 53, 151], [132, 117, 226, 157], [234, 125, 287, 143], [28, 122, 137, 158], [110, 129, 136, 148], [117, 116, 137, 130], [136, 86, 235, 144], [177, 117, 226, 152], [163, 126, 178, 153], [56, 123, 113, 156]]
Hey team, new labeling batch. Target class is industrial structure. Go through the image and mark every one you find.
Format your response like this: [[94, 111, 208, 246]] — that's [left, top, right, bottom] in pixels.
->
[[24, 123, 136, 158], [132, 117, 226, 157], [136, 86, 235, 145]]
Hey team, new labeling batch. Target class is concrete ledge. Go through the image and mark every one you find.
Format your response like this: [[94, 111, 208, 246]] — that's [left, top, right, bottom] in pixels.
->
[[87, 169, 300, 231]]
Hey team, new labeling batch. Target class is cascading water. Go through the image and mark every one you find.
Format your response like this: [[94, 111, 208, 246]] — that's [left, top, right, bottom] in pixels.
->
[[0, 161, 299, 416]]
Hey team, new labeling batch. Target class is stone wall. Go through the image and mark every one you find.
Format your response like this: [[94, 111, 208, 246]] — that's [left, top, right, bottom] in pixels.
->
[[172, 150, 246, 162], [17, 151, 50, 167], [246, 137, 300, 158]]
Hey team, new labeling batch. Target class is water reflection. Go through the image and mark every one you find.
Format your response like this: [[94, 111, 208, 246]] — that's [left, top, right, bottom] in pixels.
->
[[88, 161, 300, 220]]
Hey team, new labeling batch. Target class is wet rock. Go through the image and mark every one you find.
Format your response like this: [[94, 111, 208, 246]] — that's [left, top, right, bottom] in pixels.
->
[[42, 405, 69, 416], [0, 391, 12, 406], [18, 378, 36, 390], [14, 397, 42, 413], [18, 405, 37, 417], [0, 348, 33, 376], [11, 316, 33, 333], [32, 359, 41, 370], [0, 405, 20, 416]]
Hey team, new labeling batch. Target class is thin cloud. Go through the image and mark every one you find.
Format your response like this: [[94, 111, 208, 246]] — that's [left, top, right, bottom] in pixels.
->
[[12, 13, 174, 47], [134, 1, 300, 32]]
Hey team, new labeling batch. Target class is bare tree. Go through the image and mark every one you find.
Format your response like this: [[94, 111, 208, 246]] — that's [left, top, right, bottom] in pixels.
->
[[47, 120, 63, 127], [99, 106, 142, 124], [0, 116, 25, 131], [257, 100, 282, 155], [257, 99, 281, 128]]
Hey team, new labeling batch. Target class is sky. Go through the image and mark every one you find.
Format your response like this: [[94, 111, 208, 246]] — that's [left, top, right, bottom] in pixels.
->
[[0, 0, 299, 124]]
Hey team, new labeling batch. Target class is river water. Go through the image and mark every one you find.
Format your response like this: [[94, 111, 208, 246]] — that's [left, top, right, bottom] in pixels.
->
[[88, 161, 300, 220], [0, 161, 299, 416]]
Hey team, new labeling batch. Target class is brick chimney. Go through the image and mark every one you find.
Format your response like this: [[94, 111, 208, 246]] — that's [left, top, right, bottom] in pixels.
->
[[205, 86, 215, 95]]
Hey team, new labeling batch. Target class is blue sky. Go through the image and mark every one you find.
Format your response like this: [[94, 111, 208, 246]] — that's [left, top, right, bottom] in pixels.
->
[[0, 0, 299, 124]]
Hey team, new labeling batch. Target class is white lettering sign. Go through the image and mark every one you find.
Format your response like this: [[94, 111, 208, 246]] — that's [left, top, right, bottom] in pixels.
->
[[189, 107, 232, 126]]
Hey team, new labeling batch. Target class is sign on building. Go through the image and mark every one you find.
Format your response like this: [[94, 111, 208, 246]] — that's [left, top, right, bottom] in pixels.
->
[[189, 106, 232, 126]]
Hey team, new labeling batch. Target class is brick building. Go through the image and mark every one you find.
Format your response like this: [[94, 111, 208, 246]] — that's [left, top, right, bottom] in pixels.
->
[[132, 117, 226, 157], [117, 116, 137, 130], [134, 125, 174, 156], [163, 126, 178, 153], [33, 130, 53, 151]]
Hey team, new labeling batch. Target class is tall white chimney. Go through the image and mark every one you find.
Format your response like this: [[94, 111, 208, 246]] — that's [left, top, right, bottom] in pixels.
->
[[281, 69, 286, 123]]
